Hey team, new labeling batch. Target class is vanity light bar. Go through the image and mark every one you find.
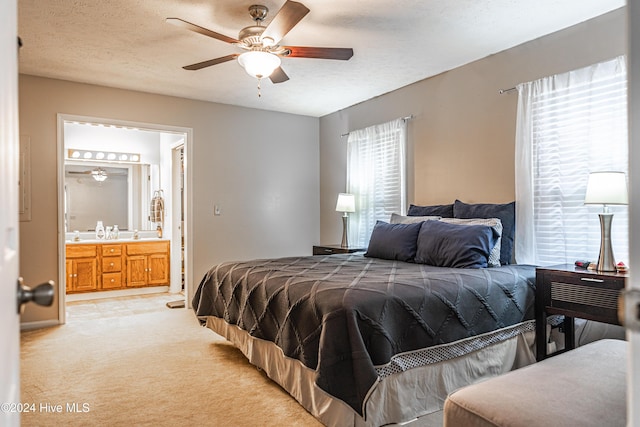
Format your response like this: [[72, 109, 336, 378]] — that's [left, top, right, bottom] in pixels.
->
[[67, 149, 141, 163]]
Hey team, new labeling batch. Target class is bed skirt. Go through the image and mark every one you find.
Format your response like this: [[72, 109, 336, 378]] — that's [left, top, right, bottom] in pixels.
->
[[204, 316, 536, 426]]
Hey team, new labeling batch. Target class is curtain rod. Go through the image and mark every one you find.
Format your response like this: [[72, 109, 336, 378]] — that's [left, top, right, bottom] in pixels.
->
[[340, 115, 414, 138], [499, 87, 517, 94]]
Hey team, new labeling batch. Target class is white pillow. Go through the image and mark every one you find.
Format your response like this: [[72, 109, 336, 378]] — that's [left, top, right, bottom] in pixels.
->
[[389, 213, 441, 224], [439, 218, 503, 267]]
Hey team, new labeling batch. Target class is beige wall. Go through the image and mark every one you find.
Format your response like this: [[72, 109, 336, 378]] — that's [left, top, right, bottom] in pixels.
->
[[319, 8, 626, 245], [19, 76, 319, 324]]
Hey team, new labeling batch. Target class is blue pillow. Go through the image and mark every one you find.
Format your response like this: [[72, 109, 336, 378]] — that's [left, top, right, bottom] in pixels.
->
[[407, 203, 454, 218], [365, 221, 422, 262], [414, 220, 498, 268], [453, 200, 515, 265]]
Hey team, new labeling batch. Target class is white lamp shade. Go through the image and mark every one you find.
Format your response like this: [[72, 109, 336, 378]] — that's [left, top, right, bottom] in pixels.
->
[[237, 51, 281, 79], [335, 193, 355, 213], [584, 171, 628, 205]]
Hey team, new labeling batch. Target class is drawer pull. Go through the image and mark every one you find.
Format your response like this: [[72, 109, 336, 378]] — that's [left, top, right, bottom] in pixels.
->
[[110, 262, 114, 266], [110, 249, 115, 252], [581, 277, 604, 283]]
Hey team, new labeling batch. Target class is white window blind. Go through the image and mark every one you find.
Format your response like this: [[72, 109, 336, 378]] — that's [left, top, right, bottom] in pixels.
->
[[347, 118, 407, 248], [515, 56, 628, 266]]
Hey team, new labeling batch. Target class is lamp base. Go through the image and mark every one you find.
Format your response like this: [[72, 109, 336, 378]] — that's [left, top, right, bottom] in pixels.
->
[[596, 213, 616, 272], [341, 215, 349, 248]]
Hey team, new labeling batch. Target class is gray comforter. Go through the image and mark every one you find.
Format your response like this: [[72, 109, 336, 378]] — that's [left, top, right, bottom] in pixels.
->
[[193, 253, 536, 415]]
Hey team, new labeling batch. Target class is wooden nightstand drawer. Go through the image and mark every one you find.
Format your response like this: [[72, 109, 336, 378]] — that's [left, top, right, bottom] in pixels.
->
[[548, 278, 621, 324], [313, 245, 365, 255]]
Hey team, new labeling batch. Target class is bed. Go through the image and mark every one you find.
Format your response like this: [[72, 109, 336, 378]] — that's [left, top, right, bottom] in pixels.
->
[[192, 201, 538, 426]]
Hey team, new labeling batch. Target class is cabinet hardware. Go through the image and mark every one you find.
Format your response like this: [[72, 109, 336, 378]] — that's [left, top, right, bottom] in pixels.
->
[[580, 277, 604, 283]]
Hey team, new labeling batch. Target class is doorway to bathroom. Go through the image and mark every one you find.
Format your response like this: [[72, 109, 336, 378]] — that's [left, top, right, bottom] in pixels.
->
[[56, 114, 192, 323]]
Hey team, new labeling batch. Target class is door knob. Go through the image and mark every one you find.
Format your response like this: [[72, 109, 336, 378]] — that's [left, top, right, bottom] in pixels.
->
[[17, 277, 55, 314]]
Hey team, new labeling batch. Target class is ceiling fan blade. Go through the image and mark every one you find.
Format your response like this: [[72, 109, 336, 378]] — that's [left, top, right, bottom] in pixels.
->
[[269, 67, 289, 84], [166, 17, 239, 44], [283, 46, 354, 60], [183, 54, 239, 71], [260, 1, 310, 45]]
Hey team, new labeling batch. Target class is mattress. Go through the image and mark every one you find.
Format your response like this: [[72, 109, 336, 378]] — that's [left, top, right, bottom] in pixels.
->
[[193, 253, 537, 422]]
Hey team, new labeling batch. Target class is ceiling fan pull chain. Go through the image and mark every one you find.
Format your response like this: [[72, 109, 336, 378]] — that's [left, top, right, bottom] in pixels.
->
[[257, 77, 262, 98]]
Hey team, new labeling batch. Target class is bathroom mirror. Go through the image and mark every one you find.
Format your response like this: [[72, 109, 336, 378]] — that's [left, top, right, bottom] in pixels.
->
[[64, 162, 151, 231]]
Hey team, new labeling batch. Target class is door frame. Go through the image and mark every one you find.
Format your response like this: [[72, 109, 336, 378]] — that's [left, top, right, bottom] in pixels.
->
[[56, 114, 193, 323], [169, 142, 184, 294]]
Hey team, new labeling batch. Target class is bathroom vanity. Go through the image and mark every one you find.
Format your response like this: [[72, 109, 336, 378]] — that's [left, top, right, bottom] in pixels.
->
[[65, 239, 170, 293]]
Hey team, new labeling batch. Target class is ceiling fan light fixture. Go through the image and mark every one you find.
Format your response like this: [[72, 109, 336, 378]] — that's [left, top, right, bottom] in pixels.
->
[[91, 168, 108, 182], [237, 51, 281, 79]]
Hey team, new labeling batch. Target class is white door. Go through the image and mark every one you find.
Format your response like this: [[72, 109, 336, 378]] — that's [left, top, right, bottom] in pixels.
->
[[1, 0, 22, 425]]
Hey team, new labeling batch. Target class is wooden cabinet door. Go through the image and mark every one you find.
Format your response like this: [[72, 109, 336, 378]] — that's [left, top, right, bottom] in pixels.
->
[[147, 253, 169, 285], [73, 257, 98, 292], [65, 259, 74, 293], [127, 255, 148, 287]]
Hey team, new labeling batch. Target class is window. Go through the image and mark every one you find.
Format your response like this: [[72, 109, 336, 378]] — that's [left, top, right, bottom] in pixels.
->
[[515, 56, 628, 266], [347, 118, 407, 248]]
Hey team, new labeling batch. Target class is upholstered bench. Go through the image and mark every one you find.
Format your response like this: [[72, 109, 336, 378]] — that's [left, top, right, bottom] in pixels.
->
[[443, 339, 626, 427]]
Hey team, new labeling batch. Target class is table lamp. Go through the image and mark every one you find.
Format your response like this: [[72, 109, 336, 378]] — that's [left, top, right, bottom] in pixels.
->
[[335, 193, 355, 248], [584, 171, 628, 272]]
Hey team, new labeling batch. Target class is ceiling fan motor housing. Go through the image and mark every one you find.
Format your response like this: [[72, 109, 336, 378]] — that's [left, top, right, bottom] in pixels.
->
[[240, 5, 275, 47], [238, 26, 267, 47]]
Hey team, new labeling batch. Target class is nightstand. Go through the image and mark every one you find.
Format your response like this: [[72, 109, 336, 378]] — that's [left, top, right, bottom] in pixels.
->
[[535, 263, 626, 361], [312, 245, 366, 255]]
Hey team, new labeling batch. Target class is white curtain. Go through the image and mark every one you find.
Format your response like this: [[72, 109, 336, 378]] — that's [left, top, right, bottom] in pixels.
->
[[347, 118, 407, 248], [515, 56, 628, 265]]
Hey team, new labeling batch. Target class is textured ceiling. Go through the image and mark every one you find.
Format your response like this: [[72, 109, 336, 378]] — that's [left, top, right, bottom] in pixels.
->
[[18, 0, 625, 117]]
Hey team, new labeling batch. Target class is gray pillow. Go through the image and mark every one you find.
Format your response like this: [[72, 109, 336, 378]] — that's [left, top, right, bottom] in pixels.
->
[[389, 213, 441, 224], [407, 203, 454, 217], [453, 200, 515, 265], [439, 218, 503, 267], [414, 220, 498, 268], [365, 221, 422, 262]]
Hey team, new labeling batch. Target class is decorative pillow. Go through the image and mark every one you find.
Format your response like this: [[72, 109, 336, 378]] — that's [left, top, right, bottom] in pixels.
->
[[389, 213, 441, 224], [414, 220, 498, 269], [439, 218, 503, 267], [407, 203, 454, 218], [453, 200, 515, 265], [365, 221, 423, 262]]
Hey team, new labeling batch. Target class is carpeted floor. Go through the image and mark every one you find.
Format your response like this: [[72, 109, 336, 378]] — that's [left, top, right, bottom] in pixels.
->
[[20, 293, 322, 426]]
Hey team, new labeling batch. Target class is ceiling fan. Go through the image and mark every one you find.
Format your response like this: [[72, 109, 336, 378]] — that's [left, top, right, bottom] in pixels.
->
[[167, 1, 354, 93]]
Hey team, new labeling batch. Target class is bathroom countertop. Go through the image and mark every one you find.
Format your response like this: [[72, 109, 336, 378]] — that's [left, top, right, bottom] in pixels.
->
[[66, 238, 169, 244]]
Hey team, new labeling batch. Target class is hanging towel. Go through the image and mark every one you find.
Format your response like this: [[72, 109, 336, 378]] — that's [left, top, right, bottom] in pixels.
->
[[151, 190, 165, 224]]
